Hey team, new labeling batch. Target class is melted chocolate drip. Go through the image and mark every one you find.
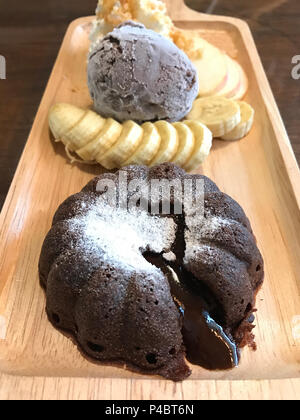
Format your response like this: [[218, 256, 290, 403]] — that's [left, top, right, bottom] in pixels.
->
[[166, 264, 238, 370], [143, 251, 239, 370]]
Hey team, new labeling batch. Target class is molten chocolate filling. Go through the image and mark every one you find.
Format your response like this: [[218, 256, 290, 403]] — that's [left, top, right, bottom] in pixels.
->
[[143, 214, 239, 370]]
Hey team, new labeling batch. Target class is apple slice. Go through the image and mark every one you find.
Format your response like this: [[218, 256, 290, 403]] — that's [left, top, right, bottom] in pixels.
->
[[215, 56, 241, 98], [230, 64, 248, 100], [193, 39, 229, 97]]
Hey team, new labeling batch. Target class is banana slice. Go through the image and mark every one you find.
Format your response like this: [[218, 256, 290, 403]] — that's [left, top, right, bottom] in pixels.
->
[[49, 103, 85, 147], [62, 110, 106, 151], [221, 101, 254, 141], [183, 120, 213, 172], [49, 103, 108, 152], [150, 121, 179, 166], [98, 120, 143, 170], [186, 96, 241, 138], [77, 118, 122, 161], [171, 122, 195, 167], [123, 122, 161, 166], [64, 110, 106, 151]]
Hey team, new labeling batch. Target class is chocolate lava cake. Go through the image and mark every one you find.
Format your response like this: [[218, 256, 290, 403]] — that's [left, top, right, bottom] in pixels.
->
[[39, 163, 264, 381]]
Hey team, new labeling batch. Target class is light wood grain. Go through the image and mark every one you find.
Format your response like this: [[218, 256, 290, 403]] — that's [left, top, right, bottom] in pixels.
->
[[0, 1, 299, 400]]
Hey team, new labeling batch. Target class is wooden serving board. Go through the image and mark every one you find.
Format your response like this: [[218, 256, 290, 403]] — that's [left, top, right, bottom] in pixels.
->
[[0, 0, 299, 400]]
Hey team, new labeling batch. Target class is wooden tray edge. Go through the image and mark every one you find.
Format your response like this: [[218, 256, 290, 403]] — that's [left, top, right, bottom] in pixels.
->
[[222, 16, 300, 211], [0, 373, 299, 400], [0, 17, 89, 227]]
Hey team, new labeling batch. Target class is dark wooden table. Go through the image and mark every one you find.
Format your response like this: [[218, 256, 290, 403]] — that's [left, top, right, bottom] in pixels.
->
[[0, 0, 299, 210]]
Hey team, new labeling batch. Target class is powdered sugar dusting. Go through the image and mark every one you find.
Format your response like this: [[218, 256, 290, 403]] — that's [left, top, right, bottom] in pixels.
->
[[190, 216, 231, 239], [67, 201, 176, 274], [184, 216, 233, 262], [184, 243, 216, 263]]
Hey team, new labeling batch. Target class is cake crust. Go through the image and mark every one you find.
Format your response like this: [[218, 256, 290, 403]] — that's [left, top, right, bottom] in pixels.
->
[[39, 163, 264, 381]]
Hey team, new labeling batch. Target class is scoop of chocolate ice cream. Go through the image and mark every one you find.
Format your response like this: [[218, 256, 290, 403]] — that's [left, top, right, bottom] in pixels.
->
[[87, 21, 198, 123]]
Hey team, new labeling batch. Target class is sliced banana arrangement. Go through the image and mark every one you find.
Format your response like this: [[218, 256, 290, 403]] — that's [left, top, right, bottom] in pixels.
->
[[98, 120, 143, 169], [187, 97, 241, 137], [150, 121, 179, 167], [49, 103, 213, 172], [171, 122, 195, 167], [221, 101, 254, 141], [183, 121, 213, 172], [49, 97, 253, 172], [77, 118, 122, 161], [187, 96, 254, 140], [124, 122, 161, 166]]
